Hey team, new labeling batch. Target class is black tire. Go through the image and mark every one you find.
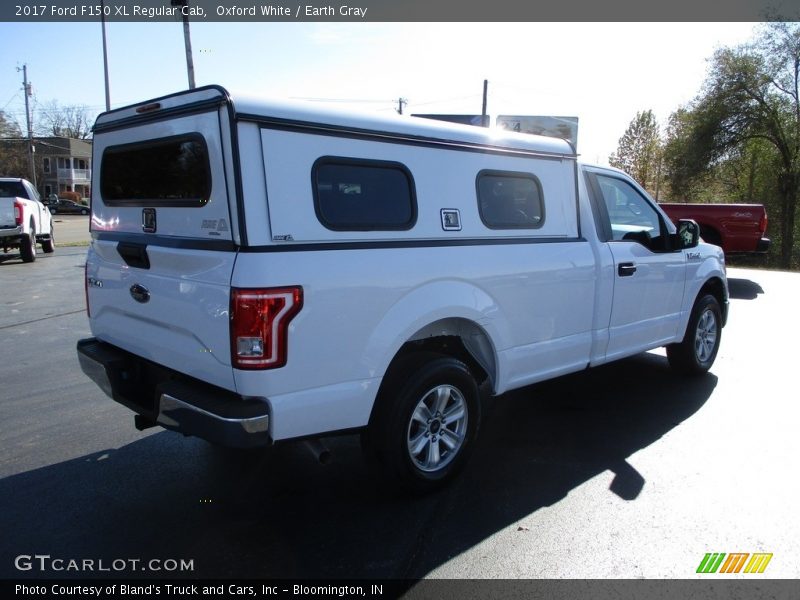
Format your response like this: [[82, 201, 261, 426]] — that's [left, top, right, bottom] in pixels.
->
[[667, 294, 722, 375], [81, 208, 88, 215], [20, 225, 36, 263], [363, 353, 481, 493], [42, 224, 55, 253]]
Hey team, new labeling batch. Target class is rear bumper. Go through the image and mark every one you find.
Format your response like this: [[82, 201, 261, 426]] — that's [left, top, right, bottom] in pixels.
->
[[756, 237, 771, 253], [77, 338, 271, 448], [0, 227, 23, 245]]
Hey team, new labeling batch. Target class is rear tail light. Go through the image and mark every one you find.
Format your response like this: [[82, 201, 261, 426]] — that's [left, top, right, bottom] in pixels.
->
[[759, 213, 768, 235], [13, 201, 23, 226], [230, 286, 303, 370]]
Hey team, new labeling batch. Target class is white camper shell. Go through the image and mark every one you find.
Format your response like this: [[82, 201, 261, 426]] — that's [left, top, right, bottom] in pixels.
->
[[78, 86, 728, 491]]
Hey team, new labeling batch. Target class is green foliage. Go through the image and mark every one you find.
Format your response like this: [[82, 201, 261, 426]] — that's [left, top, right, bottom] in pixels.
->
[[660, 22, 800, 269], [609, 109, 663, 196]]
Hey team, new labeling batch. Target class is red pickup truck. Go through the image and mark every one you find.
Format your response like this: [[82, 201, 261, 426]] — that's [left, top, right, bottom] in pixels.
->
[[660, 203, 770, 255]]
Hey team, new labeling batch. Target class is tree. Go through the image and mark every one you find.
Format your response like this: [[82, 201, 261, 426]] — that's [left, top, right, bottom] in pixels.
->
[[609, 109, 663, 197], [671, 22, 800, 269], [0, 140, 33, 180], [0, 112, 27, 178], [35, 100, 94, 139], [0, 110, 22, 138]]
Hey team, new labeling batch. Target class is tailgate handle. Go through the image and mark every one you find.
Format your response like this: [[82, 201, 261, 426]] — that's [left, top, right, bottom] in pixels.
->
[[117, 242, 151, 270]]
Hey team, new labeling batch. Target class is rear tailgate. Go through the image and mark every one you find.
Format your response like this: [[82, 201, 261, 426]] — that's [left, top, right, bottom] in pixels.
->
[[0, 198, 17, 229], [87, 89, 238, 391]]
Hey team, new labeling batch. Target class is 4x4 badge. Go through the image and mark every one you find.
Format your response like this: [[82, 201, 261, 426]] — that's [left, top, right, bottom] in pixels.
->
[[142, 208, 156, 233]]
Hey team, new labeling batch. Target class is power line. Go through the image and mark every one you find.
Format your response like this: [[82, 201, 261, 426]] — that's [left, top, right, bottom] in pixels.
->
[[290, 96, 394, 104]]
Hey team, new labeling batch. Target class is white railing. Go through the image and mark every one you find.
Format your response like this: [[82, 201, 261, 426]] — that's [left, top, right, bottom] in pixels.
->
[[57, 168, 91, 181]]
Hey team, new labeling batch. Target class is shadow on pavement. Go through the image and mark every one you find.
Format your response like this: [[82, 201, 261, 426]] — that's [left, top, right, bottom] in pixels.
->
[[0, 353, 716, 581], [728, 278, 764, 300]]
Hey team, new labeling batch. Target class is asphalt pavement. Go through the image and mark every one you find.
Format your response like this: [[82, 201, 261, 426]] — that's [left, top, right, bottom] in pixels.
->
[[1, 248, 798, 590], [49, 214, 90, 246]]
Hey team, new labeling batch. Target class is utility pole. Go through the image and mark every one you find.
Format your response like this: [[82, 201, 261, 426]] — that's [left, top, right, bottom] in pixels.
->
[[481, 79, 489, 127], [100, 0, 111, 110], [396, 97, 407, 115], [171, 0, 196, 89], [17, 64, 36, 188]]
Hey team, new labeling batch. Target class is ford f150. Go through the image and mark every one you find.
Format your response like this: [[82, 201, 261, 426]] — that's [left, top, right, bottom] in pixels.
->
[[0, 177, 55, 262], [77, 86, 728, 491]]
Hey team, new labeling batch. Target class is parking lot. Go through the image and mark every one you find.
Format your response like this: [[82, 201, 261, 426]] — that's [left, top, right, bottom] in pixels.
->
[[49, 214, 90, 246], [1, 247, 799, 588]]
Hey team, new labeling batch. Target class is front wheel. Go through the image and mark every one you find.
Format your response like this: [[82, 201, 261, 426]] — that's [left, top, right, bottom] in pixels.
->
[[363, 354, 480, 493], [667, 294, 722, 375], [20, 228, 36, 263], [42, 224, 55, 253]]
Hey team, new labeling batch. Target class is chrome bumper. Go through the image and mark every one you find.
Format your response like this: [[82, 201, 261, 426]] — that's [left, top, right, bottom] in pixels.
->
[[77, 338, 272, 448]]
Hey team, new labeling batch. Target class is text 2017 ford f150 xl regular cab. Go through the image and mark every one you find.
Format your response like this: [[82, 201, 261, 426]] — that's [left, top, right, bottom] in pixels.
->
[[77, 86, 728, 491]]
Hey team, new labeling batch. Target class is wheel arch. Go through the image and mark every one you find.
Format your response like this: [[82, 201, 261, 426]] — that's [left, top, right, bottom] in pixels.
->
[[698, 222, 724, 247], [400, 317, 497, 388], [363, 281, 507, 422], [698, 276, 728, 327]]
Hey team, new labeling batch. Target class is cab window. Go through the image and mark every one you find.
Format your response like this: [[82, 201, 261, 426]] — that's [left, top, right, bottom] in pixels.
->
[[594, 174, 666, 250]]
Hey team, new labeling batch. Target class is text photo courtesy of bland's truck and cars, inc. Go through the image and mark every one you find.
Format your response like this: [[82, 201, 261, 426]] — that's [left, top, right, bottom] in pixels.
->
[[16, 3, 369, 18]]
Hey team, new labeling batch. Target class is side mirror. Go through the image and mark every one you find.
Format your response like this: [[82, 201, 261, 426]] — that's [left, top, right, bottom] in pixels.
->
[[676, 219, 700, 249]]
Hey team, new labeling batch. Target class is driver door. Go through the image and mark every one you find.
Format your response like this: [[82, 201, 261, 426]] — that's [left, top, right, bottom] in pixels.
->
[[589, 172, 686, 361]]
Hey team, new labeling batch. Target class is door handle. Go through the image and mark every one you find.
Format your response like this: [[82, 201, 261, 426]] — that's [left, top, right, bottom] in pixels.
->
[[618, 262, 637, 277]]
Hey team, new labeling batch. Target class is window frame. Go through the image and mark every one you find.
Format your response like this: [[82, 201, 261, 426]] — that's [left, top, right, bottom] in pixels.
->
[[588, 171, 671, 252], [475, 169, 546, 231], [100, 133, 212, 208], [311, 156, 418, 232]]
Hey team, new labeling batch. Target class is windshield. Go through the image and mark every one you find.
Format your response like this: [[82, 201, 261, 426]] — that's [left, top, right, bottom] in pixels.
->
[[0, 181, 26, 198]]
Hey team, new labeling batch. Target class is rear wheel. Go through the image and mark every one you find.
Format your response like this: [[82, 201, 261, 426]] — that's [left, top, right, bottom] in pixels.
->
[[667, 294, 722, 375], [363, 353, 480, 493], [20, 225, 36, 263]]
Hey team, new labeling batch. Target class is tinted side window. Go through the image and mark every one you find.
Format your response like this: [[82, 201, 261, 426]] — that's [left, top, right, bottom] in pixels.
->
[[313, 158, 416, 231], [594, 174, 665, 248], [477, 170, 544, 229], [101, 135, 211, 207]]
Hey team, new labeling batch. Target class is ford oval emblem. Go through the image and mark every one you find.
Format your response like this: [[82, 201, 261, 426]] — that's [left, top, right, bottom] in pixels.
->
[[130, 284, 151, 304]]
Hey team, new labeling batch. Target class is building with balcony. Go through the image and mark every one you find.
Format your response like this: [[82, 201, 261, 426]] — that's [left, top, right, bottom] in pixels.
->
[[37, 137, 93, 200]]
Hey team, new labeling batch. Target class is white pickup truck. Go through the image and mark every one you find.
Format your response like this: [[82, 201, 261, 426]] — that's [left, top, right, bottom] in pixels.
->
[[77, 86, 728, 492], [0, 177, 55, 262]]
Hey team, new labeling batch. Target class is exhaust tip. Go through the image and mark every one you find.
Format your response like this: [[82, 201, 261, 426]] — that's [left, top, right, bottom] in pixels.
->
[[302, 439, 332, 465]]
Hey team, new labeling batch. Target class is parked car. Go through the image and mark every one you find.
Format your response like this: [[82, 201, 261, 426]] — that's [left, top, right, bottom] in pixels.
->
[[50, 199, 89, 215]]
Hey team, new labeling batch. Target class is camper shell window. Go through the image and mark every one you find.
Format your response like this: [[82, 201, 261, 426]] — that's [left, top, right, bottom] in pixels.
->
[[477, 170, 545, 230], [313, 157, 417, 231], [100, 134, 211, 207]]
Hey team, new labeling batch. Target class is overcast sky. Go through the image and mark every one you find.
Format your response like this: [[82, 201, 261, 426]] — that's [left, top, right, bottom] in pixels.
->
[[1, 22, 759, 164]]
